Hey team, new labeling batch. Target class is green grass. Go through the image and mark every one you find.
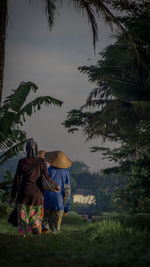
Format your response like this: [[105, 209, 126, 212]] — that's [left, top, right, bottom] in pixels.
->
[[0, 213, 89, 267], [102, 212, 150, 231], [0, 211, 150, 266]]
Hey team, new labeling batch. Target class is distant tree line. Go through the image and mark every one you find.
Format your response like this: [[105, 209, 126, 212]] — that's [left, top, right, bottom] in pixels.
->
[[69, 161, 123, 216]]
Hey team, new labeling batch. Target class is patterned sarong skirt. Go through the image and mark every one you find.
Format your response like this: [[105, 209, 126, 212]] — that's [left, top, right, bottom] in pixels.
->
[[17, 204, 43, 235]]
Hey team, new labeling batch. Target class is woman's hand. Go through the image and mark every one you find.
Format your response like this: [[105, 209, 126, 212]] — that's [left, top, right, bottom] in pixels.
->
[[64, 212, 68, 216], [56, 186, 60, 192]]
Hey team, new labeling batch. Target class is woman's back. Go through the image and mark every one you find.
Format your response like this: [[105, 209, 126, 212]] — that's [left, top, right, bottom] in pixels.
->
[[11, 157, 58, 206], [44, 166, 70, 211]]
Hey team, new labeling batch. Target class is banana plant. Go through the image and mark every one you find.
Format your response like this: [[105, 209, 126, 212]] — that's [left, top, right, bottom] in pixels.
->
[[0, 81, 63, 164]]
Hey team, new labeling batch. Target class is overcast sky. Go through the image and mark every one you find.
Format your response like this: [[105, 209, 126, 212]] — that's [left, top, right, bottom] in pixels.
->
[[3, 0, 118, 172]]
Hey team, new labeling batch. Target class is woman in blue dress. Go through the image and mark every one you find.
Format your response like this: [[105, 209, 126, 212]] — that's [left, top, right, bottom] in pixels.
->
[[42, 150, 71, 233]]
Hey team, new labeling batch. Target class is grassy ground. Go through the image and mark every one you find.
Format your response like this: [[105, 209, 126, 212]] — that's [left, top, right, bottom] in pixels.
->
[[0, 211, 150, 266]]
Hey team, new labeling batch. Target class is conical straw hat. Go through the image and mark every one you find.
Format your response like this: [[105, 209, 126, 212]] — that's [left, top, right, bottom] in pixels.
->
[[44, 151, 72, 169], [38, 150, 46, 159]]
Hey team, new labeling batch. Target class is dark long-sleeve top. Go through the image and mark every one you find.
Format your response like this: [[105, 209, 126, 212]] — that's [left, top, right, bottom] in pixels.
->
[[11, 157, 58, 206]]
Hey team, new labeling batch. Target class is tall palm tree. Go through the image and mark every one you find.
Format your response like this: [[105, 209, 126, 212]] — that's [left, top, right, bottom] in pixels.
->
[[0, 0, 139, 105], [0, 0, 7, 104]]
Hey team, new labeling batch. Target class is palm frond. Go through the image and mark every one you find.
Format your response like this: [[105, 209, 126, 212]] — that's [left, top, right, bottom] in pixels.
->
[[0, 129, 26, 151], [0, 111, 18, 134], [0, 81, 63, 164], [80, 0, 98, 49], [72, 0, 98, 49], [62, 108, 90, 133], [106, 0, 149, 14], [2, 81, 38, 113], [83, 100, 150, 141], [0, 140, 28, 165], [84, 98, 150, 121], [91, 0, 140, 63], [44, 0, 57, 30], [0, 83, 63, 129], [17, 95, 63, 123]]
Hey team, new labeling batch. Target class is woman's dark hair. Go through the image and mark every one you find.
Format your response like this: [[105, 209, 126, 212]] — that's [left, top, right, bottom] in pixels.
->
[[26, 139, 38, 157]]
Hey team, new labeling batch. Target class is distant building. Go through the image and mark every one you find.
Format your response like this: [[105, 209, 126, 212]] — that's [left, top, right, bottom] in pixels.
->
[[73, 189, 95, 204], [73, 194, 95, 204]]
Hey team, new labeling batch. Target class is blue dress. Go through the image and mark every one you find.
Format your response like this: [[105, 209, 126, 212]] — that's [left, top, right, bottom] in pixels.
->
[[44, 166, 71, 213]]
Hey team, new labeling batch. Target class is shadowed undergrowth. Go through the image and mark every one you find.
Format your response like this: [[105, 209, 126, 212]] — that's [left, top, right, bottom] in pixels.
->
[[0, 212, 150, 266]]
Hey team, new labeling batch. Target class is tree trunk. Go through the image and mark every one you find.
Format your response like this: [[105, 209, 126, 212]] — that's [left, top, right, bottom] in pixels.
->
[[0, 0, 7, 105]]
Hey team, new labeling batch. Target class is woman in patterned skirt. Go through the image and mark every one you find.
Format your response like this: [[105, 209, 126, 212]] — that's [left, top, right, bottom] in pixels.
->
[[9, 139, 59, 236]]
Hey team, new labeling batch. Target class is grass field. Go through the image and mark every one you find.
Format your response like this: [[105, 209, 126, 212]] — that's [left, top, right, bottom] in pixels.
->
[[0, 211, 150, 266]]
